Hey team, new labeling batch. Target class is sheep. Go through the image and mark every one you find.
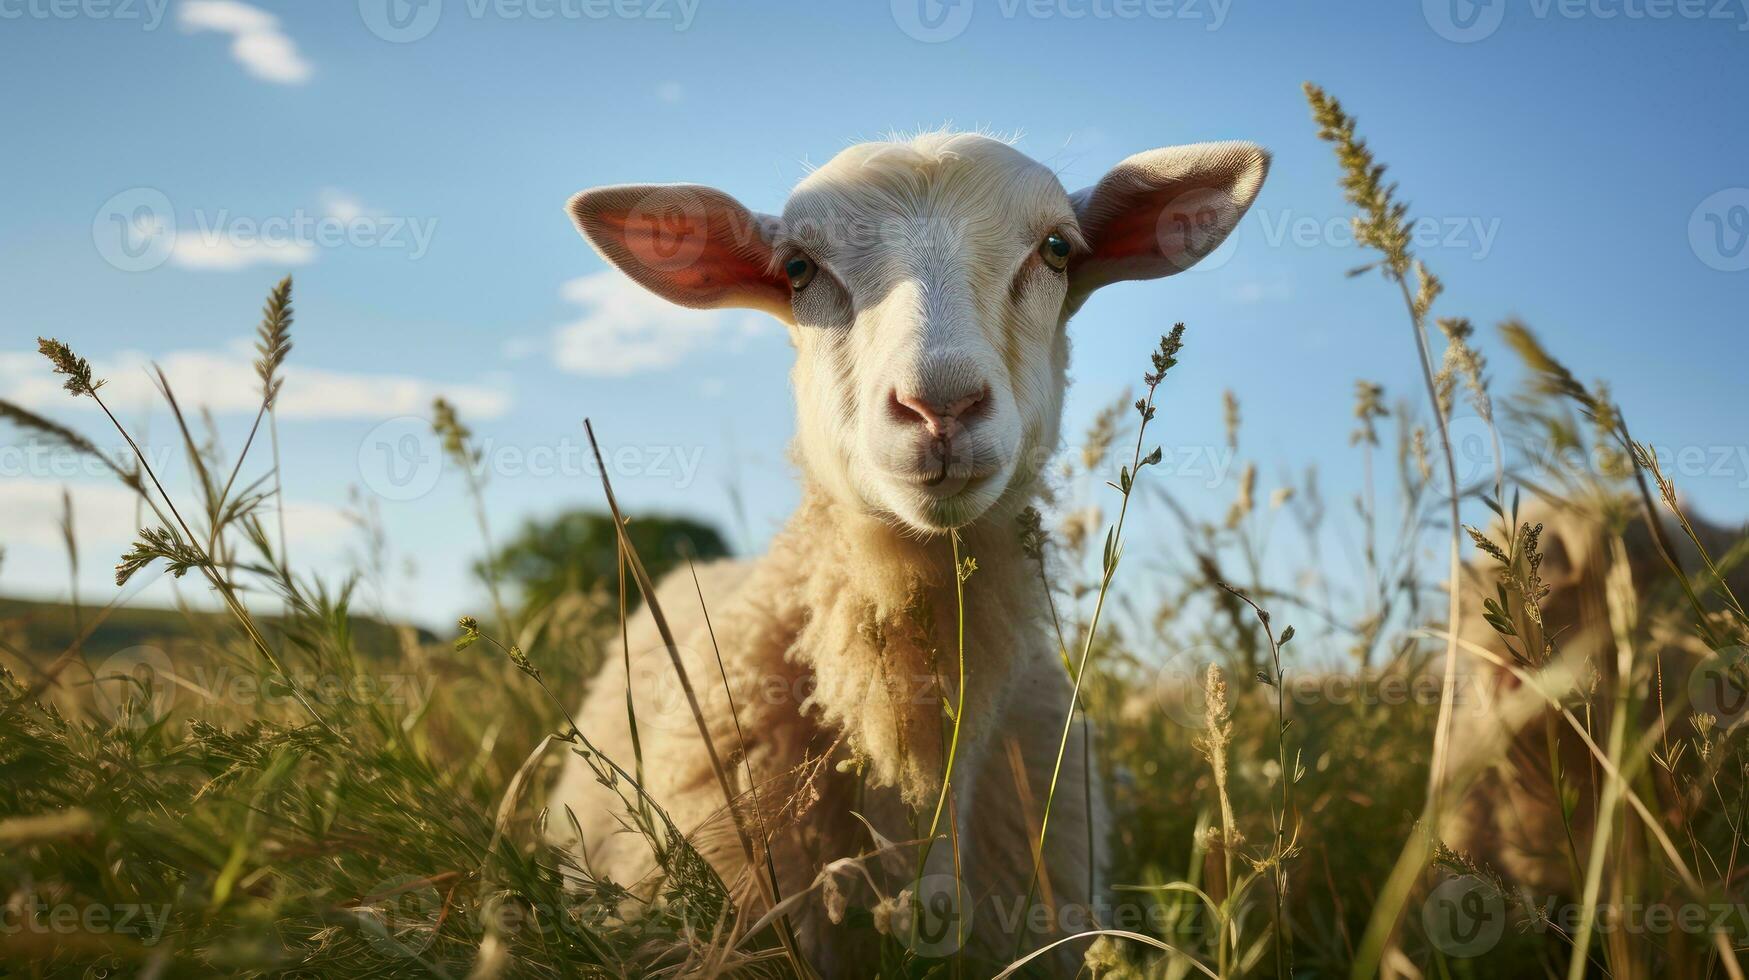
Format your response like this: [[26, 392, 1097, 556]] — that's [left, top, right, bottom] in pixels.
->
[[546, 131, 1269, 972], [1441, 493, 1748, 895]]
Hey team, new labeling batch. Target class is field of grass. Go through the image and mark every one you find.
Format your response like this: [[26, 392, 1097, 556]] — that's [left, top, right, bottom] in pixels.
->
[[3, 85, 1746, 979]]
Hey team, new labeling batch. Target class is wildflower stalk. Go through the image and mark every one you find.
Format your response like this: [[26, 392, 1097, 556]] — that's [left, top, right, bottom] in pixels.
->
[[35, 335, 335, 736], [914, 530, 974, 961], [1219, 583, 1296, 980], [1351, 381, 1386, 669], [679, 549, 809, 972], [1194, 663, 1238, 976], [0, 400, 144, 494], [1635, 445, 1749, 630], [617, 542, 655, 839], [1400, 278, 1465, 805], [1014, 326, 1183, 960], [1503, 322, 1723, 648], [458, 617, 680, 851], [919, 531, 971, 873], [267, 411, 289, 568], [1020, 507, 1100, 909], [1303, 82, 1469, 976], [1566, 536, 1637, 980], [59, 489, 79, 639], [258, 276, 294, 572], [210, 276, 293, 557], [435, 398, 515, 638], [579, 418, 812, 976]]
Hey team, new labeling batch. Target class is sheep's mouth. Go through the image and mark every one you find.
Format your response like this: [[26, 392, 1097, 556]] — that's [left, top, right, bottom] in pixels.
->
[[883, 437, 1004, 491], [923, 444, 956, 487], [873, 456, 1011, 532], [889, 460, 1000, 494]]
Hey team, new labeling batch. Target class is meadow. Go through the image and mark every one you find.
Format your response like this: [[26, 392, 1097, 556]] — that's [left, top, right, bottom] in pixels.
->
[[2, 85, 1745, 979]]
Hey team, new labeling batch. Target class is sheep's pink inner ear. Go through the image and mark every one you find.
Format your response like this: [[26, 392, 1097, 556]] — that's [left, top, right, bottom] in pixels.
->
[[1068, 141, 1269, 302], [568, 184, 791, 320]]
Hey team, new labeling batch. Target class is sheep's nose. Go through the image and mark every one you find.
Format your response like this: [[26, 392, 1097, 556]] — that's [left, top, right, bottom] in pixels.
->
[[889, 385, 991, 439]]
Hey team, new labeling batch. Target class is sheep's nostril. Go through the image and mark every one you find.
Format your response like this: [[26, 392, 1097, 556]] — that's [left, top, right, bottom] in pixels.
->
[[890, 385, 992, 440], [890, 391, 947, 439], [945, 384, 992, 423]]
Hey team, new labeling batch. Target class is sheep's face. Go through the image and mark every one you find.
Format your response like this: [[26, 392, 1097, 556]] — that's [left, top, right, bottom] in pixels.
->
[[776, 136, 1077, 532], [569, 133, 1268, 534]]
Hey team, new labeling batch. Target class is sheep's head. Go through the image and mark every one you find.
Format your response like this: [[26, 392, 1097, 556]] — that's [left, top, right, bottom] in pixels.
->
[[569, 133, 1267, 534]]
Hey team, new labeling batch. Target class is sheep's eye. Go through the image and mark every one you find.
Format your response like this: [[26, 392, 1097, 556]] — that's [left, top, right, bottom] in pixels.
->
[[785, 255, 816, 291], [1040, 232, 1071, 272]]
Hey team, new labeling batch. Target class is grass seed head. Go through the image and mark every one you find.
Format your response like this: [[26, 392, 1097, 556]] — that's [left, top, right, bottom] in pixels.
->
[[36, 337, 104, 397], [255, 275, 294, 406]]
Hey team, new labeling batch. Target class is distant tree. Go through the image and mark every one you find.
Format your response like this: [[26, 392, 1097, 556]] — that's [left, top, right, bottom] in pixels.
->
[[476, 510, 730, 619]]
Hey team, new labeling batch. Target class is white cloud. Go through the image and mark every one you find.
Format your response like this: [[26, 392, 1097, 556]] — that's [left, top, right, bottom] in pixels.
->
[[655, 81, 684, 103], [319, 188, 366, 224], [0, 477, 353, 611], [179, 0, 313, 85], [171, 236, 316, 270], [551, 271, 768, 377], [178, 0, 276, 32], [0, 479, 350, 555], [0, 347, 511, 421], [158, 191, 433, 270]]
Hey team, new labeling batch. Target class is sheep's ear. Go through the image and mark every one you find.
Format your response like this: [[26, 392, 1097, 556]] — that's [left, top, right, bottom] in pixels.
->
[[568, 183, 793, 323], [1067, 141, 1269, 305]]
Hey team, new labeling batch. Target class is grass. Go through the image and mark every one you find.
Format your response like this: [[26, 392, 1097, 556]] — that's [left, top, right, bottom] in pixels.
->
[[3, 84, 1748, 978]]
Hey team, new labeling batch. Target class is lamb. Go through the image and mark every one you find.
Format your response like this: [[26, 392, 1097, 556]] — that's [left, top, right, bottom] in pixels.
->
[[546, 131, 1269, 972], [1441, 494, 1748, 894]]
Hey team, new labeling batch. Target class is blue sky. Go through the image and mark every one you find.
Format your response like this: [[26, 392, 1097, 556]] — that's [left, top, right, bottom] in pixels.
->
[[2, 0, 1745, 628]]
